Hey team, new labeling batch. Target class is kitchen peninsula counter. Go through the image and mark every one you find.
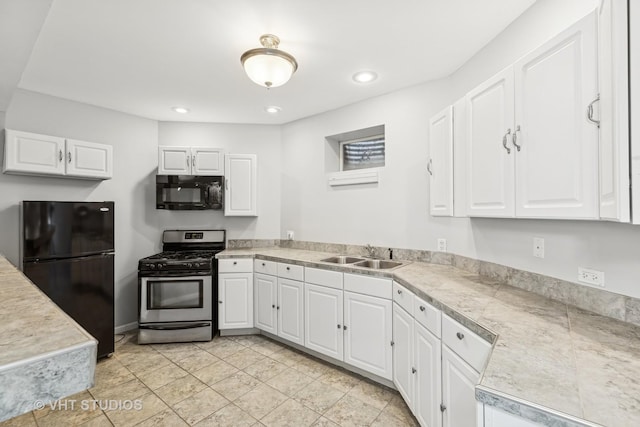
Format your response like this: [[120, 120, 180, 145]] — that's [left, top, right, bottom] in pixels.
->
[[217, 247, 640, 427], [0, 255, 97, 422]]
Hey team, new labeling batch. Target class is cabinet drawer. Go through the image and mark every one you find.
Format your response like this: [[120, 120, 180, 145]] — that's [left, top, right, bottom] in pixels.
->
[[218, 258, 253, 273], [441, 314, 491, 373], [278, 262, 304, 281], [392, 281, 415, 315], [305, 267, 343, 290], [344, 273, 392, 299], [254, 259, 278, 275], [413, 296, 441, 338]]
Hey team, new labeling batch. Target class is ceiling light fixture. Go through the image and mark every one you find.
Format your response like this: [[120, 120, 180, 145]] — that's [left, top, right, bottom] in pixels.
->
[[241, 34, 298, 89], [352, 71, 378, 84], [264, 106, 282, 114], [172, 107, 190, 114]]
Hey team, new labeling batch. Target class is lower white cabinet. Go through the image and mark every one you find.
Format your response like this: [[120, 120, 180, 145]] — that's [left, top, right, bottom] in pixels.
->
[[441, 345, 480, 427], [277, 278, 304, 346], [254, 273, 278, 334], [218, 259, 254, 330], [305, 282, 344, 360], [393, 302, 415, 407], [483, 405, 542, 427]]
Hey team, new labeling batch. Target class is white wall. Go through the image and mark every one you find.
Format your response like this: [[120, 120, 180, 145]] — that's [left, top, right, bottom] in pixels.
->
[[1, 89, 159, 328], [157, 122, 281, 240], [281, 0, 640, 299]]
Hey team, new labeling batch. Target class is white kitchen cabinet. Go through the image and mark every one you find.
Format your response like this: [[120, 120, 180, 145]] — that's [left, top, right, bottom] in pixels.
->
[[158, 146, 224, 176], [632, 0, 640, 224], [277, 277, 305, 346], [254, 272, 277, 334], [441, 345, 480, 427], [304, 283, 343, 360], [224, 154, 258, 216], [219, 259, 253, 330], [344, 291, 393, 380], [466, 11, 599, 219], [452, 97, 468, 218], [415, 322, 442, 427], [484, 405, 541, 427], [3, 129, 112, 180], [393, 302, 415, 408], [428, 105, 454, 216]]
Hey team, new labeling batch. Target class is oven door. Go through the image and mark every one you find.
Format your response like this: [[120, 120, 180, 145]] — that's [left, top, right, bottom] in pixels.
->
[[140, 274, 212, 323]]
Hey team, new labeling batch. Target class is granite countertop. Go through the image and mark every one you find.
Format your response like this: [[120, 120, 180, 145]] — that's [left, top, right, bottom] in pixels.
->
[[0, 255, 97, 422], [218, 247, 640, 427]]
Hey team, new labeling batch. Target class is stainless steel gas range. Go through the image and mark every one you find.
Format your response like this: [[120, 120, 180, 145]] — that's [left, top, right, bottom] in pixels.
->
[[137, 229, 225, 344]]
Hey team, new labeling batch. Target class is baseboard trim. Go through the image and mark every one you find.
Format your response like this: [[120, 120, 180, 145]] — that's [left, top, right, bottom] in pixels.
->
[[114, 322, 138, 334]]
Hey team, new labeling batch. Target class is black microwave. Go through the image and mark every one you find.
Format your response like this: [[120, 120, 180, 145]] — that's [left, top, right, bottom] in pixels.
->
[[156, 175, 224, 210]]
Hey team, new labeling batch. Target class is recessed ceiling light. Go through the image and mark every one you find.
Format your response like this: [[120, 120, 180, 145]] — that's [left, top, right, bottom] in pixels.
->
[[352, 71, 378, 84], [172, 106, 190, 114], [264, 106, 282, 114]]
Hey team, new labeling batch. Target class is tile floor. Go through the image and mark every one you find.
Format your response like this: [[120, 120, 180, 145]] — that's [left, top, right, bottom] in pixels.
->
[[1, 332, 418, 427]]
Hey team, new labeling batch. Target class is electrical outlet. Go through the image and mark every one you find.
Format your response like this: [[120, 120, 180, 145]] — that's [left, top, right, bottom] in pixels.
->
[[533, 237, 545, 258], [578, 267, 605, 287], [286, 230, 294, 240], [437, 238, 447, 252]]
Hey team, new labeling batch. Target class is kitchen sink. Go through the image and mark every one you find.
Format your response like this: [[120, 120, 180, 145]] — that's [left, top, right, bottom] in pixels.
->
[[321, 256, 365, 264], [353, 259, 403, 269]]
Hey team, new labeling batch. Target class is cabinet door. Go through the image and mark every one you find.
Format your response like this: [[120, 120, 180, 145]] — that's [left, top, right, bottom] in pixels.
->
[[278, 278, 304, 346], [514, 11, 599, 219], [429, 105, 454, 216], [441, 345, 480, 427], [344, 292, 392, 380], [466, 66, 515, 217], [484, 405, 542, 427], [158, 146, 191, 175], [225, 154, 258, 216], [192, 147, 224, 176], [218, 273, 253, 329], [392, 303, 415, 408], [453, 96, 468, 217], [66, 139, 113, 179], [415, 323, 442, 427], [631, 0, 640, 224], [304, 283, 343, 360], [3, 129, 65, 176], [254, 273, 277, 334]]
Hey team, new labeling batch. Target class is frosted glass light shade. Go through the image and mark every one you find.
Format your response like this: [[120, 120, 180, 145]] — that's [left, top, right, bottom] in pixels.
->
[[241, 34, 298, 88]]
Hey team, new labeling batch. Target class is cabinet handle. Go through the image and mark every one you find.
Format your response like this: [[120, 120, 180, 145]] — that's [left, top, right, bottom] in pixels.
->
[[337, 324, 341, 329], [226, 180, 229, 191], [456, 332, 464, 340], [427, 158, 433, 176], [419, 305, 426, 312], [186, 155, 190, 168], [512, 125, 521, 152], [502, 128, 512, 154], [587, 94, 600, 127], [67, 152, 72, 163], [343, 325, 347, 330], [440, 404, 447, 413], [59, 150, 63, 162], [412, 367, 417, 374], [390, 340, 395, 346], [192, 155, 196, 168], [272, 304, 275, 309], [218, 300, 223, 304]]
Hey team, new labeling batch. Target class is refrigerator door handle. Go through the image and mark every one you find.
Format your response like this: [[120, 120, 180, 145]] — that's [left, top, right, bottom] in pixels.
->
[[138, 322, 211, 331]]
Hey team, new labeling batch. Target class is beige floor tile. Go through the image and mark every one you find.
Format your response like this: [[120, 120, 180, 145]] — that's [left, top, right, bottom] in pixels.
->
[[154, 344, 203, 364], [90, 378, 151, 401], [234, 384, 288, 420], [251, 340, 287, 357], [134, 408, 189, 426], [268, 347, 307, 368], [223, 347, 266, 370], [266, 369, 314, 397], [323, 395, 381, 427], [346, 381, 395, 410], [35, 391, 103, 427], [78, 413, 114, 426], [317, 367, 361, 394], [123, 352, 172, 375], [310, 417, 339, 427], [136, 362, 189, 390], [0, 412, 37, 427], [382, 395, 417, 425], [171, 388, 229, 425], [210, 371, 262, 401], [196, 338, 247, 359], [243, 357, 288, 382], [93, 358, 137, 391], [291, 357, 331, 379], [154, 374, 208, 406], [371, 408, 416, 427], [261, 399, 320, 427], [294, 380, 345, 413], [232, 335, 269, 347], [192, 360, 239, 386], [104, 392, 168, 426], [193, 403, 257, 427], [175, 350, 221, 373]]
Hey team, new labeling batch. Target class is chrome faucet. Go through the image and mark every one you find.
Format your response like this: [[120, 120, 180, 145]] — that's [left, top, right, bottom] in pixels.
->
[[365, 244, 377, 259]]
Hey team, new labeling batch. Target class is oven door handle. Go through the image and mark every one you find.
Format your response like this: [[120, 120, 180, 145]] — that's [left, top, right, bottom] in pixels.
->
[[139, 322, 211, 331]]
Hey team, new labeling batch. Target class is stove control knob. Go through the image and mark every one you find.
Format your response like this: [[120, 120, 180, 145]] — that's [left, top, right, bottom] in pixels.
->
[[188, 263, 193, 268], [149, 264, 155, 269], [158, 263, 164, 269]]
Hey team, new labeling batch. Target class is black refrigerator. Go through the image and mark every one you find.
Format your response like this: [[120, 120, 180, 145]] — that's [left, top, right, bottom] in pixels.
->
[[22, 201, 115, 358]]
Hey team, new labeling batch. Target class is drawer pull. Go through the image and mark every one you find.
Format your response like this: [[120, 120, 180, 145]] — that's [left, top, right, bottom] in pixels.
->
[[262, 262, 266, 266], [456, 332, 464, 340], [286, 267, 291, 271], [218, 300, 223, 304], [419, 305, 426, 312], [397, 289, 402, 294], [233, 261, 237, 265]]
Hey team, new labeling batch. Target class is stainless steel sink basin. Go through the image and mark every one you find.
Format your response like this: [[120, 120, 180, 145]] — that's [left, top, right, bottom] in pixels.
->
[[321, 256, 365, 264], [354, 259, 403, 269]]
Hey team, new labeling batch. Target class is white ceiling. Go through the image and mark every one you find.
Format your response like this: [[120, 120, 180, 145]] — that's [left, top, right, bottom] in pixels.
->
[[6, 0, 537, 124]]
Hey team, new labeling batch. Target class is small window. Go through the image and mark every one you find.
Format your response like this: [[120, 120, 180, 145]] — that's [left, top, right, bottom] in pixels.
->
[[340, 134, 385, 171]]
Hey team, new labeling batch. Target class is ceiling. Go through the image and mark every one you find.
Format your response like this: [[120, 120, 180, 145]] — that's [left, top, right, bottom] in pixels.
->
[[4, 0, 537, 125]]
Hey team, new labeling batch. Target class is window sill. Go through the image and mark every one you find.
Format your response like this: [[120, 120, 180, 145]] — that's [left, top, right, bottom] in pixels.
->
[[327, 170, 379, 187]]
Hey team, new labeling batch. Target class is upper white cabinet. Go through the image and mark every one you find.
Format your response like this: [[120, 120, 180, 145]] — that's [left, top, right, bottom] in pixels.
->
[[158, 146, 224, 176], [428, 106, 454, 216], [3, 129, 112, 180], [466, 11, 599, 220], [225, 154, 258, 216]]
